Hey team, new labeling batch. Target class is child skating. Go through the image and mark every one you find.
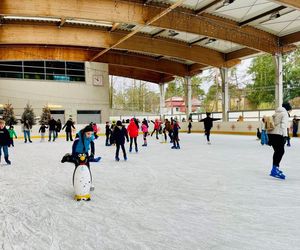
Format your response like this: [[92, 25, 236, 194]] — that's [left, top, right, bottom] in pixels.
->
[[8, 125, 17, 147], [141, 120, 148, 146], [39, 123, 48, 142], [0, 120, 11, 165], [112, 120, 129, 161]]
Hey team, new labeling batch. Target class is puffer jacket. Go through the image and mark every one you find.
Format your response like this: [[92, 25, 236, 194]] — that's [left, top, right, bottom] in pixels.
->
[[268, 107, 289, 137], [127, 119, 139, 138]]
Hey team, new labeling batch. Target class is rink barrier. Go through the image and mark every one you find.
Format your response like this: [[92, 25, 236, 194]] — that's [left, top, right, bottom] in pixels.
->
[[11, 121, 296, 140]]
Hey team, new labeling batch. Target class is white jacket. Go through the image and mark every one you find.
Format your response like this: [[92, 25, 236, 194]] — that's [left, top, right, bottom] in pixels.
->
[[268, 107, 289, 137]]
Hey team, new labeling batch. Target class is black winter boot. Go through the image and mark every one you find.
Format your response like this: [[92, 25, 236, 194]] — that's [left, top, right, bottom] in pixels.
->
[[5, 156, 11, 165]]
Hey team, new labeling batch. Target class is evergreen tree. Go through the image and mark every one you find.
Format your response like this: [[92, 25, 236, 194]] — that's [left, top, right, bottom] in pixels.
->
[[21, 103, 36, 126], [40, 106, 51, 124], [2, 103, 18, 126]]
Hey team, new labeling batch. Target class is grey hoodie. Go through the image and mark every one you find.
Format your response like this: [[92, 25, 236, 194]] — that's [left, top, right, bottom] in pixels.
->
[[268, 107, 289, 137]]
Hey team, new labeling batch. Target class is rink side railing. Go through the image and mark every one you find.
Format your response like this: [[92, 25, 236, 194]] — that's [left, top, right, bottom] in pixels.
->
[[110, 108, 300, 123]]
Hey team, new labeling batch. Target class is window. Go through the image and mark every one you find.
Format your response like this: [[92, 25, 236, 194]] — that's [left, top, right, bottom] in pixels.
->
[[0, 60, 85, 82]]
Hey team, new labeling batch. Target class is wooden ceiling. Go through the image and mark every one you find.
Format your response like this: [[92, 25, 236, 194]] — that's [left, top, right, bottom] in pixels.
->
[[0, 0, 299, 83]]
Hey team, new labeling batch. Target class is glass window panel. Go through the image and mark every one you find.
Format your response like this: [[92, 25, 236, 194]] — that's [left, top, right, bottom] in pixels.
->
[[46, 68, 65, 75], [46, 61, 65, 69], [67, 69, 85, 76], [24, 61, 44, 67], [0, 61, 22, 66], [24, 66, 45, 74], [0, 72, 23, 78], [24, 73, 45, 80], [0, 65, 22, 72], [69, 76, 85, 82], [66, 62, 84, 70]]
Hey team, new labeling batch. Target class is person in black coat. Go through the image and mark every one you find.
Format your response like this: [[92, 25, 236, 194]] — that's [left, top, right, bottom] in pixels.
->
[[105, 121, 111, 146], [200, 113, 221, 144], [62, 118, 76, 141], [55, 119, 62, 139], [112, 120, 129, 161], [48, 117, 57, 142], [0, 120, 11, 164]]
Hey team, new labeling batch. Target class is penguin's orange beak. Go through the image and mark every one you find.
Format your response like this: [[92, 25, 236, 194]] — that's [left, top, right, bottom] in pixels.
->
[[80, 155, 86, 161]]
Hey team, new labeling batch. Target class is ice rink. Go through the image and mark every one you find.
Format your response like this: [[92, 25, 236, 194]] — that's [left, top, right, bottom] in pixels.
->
[[1, 133, 300, 250]]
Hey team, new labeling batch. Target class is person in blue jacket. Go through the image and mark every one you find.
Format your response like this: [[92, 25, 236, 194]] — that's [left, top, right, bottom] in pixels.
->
[[61, 125, 95, 166]]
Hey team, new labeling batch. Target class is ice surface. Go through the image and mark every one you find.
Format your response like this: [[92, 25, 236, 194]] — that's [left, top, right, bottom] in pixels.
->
[[1, 134, 300, 250]]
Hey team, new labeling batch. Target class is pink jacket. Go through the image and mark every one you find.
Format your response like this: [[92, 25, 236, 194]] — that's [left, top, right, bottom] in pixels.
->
[[141, 124, 148, 133]]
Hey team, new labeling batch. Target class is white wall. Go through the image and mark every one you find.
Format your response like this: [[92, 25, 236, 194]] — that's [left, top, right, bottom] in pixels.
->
[[0, 62, 110, 122]]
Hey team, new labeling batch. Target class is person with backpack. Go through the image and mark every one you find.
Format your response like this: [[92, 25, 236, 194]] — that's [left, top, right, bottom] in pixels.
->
[[266, 103, 291, 180]]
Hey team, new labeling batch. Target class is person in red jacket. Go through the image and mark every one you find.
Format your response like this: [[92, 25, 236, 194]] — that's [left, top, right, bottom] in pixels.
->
[[127, 118, 139, 153], [151, 119, 161, 140]]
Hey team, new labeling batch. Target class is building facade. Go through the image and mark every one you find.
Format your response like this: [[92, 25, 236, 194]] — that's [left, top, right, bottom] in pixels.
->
[[0, 61, 110, 124]]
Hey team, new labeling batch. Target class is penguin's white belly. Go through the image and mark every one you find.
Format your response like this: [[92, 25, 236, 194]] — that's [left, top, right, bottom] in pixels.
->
[[73, 165, 91, 199]]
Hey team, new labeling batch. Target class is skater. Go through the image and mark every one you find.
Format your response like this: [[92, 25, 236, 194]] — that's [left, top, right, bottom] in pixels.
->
[[61, 125, 96, 200], [61, 125, 96, 164], [22, 119, 32, 143], [8, 125, 17, 147], [112, 120, 129, 161], [0, 120, 11, 164], [151, 119, 161, 139], [62, 118, 75, 141], [141, 120, 148, 146], [292, 115, 300, 137], [200, 113, 221, 144], [188, 118, 192, 134], [164, 119, 173, 143], [110, 121, 116, 145], [55, 119, 62, 139], [171, 120, 180, 149], [260, 116, 269, 145], [91, 122, 99, 139], [286, 128, 291, 147], [127, 118, 139, 153], [105, 121, 111, 146], [39, 123, 48, 142], [267, 103, 291, 179], [48, 117, 57, 142]]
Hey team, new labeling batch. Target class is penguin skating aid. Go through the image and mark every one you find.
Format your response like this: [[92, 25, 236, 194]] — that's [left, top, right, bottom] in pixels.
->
[[73, 154, 92, 201]]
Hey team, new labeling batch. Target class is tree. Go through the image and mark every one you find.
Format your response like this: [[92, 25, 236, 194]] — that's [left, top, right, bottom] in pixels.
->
[[40, 106, 51, 124], [21, 103, 36, 126], [2, 103, 18, 126], [245, 54, 275, 109]]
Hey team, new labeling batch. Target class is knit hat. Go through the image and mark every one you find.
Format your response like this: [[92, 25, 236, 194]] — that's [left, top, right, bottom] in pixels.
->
[[83, 125, 94, 133], [282, 102, 292, 111], [116, 120, 122, 126]]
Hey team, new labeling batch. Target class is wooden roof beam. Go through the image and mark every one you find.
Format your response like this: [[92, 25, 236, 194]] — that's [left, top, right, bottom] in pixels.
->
[[108, 65, 174, 83], [270, 0, 300, 10], [0, 45, 195, 77], [1, 0, 280, 54], [0, 24, 226, 67], [280, 31, 300, 45], [90, 0, 186, 61]]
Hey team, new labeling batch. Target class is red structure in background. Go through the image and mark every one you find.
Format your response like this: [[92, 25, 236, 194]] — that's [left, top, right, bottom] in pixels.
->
[[165, 97, 201, 114]]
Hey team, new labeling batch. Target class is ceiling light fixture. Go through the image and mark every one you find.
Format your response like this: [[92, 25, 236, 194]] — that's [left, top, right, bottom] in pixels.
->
[[270, 12, 281, 20], [223, 0, 235, 6]]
